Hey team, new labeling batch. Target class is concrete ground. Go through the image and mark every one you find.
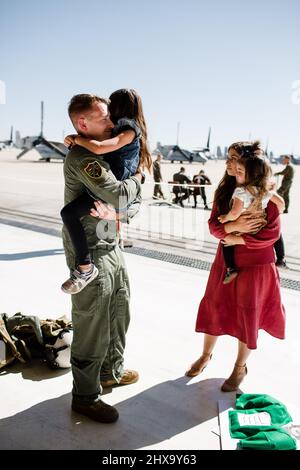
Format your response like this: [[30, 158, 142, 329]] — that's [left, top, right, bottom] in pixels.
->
[[0, 149, 299, 450]]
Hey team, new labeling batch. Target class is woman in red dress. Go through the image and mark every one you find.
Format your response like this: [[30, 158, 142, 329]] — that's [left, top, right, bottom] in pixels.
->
[[186, 141, 285, 391]]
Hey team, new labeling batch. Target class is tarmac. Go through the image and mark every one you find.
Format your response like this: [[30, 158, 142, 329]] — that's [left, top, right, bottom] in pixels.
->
[[0, 149, 299, 450]]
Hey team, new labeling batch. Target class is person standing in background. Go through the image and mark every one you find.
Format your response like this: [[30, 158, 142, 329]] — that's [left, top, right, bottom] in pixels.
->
[[274, 155, 294, 213], [273, 155, 294, 268], [153, 154, 165, 199], [193, 169, 211, 209]]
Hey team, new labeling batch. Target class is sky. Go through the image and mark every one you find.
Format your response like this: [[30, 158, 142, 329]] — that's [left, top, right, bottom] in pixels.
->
[[0, 0, 299, 155]]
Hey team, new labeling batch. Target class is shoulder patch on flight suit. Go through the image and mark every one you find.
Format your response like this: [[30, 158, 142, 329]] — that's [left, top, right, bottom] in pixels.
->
[[83, 160, 103, 179]]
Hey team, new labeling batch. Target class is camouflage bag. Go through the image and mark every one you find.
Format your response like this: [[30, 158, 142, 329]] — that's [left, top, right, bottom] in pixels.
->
[[0, 313, 72, 370], [0, 313, 29, 369]]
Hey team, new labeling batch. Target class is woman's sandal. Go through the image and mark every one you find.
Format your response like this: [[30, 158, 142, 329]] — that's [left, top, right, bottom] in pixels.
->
[[221, 363, 248, 392], [185, 353, 212, 377]]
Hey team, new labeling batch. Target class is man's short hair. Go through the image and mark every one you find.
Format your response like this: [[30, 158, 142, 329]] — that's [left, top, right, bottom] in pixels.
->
[[283, 154, 291, 161], [68, 94, 108, 120], [180, 167, 185, 172]]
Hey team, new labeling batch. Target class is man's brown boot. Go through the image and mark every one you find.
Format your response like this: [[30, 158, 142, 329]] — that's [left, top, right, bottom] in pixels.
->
[[221, 363, 248, 392], [72, 399, 119, 423], [101, 369, 139, 388]]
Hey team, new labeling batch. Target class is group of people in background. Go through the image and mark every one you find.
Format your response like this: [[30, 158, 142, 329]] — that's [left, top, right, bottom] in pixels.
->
[[152, 154, 212, 209]]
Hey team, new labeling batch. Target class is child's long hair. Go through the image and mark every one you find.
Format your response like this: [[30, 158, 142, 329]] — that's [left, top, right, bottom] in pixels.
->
[[229, 140, 270, 198], [214, 140, 266, 212], [238, 156, 271, 198], [228, 140, 264, 159], [108, 89, 152, 173]]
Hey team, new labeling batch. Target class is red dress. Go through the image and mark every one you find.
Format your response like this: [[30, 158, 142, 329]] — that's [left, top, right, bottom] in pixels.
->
[[196, 201, 285, 349]]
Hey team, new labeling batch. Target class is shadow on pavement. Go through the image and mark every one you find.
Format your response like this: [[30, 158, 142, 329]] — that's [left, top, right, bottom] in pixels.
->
[[0, 248, 64, 261], [0, 377, 235, 450]]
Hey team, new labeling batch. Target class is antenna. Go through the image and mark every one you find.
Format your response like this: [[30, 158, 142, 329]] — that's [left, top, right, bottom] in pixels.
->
[[40, 101, 44, 137], [176, 122, 180, 146]]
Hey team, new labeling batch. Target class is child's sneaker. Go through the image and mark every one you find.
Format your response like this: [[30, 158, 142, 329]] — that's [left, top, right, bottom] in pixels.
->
[[61, 264, 99, 294], [223, 268, 238, 285]]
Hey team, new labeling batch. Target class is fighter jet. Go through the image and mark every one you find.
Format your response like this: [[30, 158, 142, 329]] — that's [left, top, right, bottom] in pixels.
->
[[153, 127, 214, 164], [0, 126, 13, 150], [16, 101, 67, 162]]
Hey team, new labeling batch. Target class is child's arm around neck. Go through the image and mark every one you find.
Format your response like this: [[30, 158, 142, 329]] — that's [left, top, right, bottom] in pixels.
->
[[218, 197, 244, 224], [75, 129, 135, 155]]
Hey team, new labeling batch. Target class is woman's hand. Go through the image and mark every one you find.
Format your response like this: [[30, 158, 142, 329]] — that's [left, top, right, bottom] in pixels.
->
[[90, 200, 119, 221], [218, 214, 228, 223], [221, 234, 245, 246], [224, 212, 265, 234], [64, 134, 78, 148]]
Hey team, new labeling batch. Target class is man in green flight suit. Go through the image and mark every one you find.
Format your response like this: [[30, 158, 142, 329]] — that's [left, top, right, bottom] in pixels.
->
[[152, 154, 165, 199], [274, 155, 294, 213], [62, 94, 142, 423]]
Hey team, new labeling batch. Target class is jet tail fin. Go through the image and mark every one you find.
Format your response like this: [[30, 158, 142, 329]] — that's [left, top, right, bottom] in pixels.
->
[[206, 127, 211, 149]]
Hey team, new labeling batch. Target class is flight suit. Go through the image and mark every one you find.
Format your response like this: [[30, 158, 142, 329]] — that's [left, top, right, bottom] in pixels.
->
[[62, 145, 141, 403], [153, 160, 164, 198], [275, 163, 294, 212], [192, 173, 211, 208]]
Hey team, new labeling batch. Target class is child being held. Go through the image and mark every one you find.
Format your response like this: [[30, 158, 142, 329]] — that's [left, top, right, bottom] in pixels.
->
[[218, 150, 284, 284]]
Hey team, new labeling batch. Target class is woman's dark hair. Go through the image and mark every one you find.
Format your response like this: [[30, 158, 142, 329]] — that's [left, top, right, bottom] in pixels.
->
[[214, 140, 264, 213], [108, 89, 152, 173], [214, 173, 236, 213]]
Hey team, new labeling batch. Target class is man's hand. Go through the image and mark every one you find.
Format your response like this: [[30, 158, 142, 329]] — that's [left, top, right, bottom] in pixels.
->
[[221, 234, 245, 246], [90, 200, 119, 221], [64, 134, 78, 148], [134, 168, 146, 184], [225, 212, 265, 234]]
